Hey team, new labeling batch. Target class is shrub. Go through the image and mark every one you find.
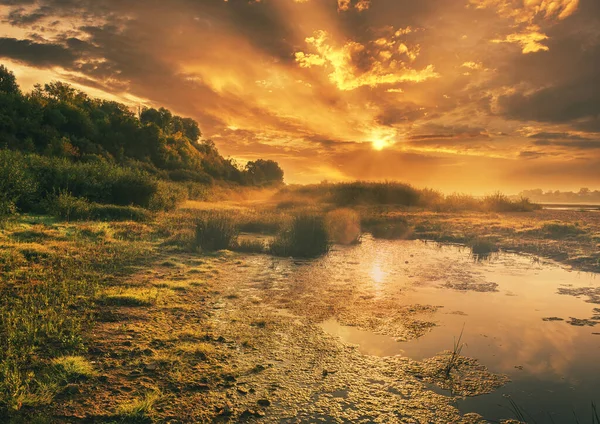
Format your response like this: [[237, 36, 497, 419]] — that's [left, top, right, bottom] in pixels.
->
[[194, 213, 238, 251], [47, 191, 92, 221], [47, 191, 150, 222], [0, 149, 37, 219], [326, 209, 361, 244], [148, 181, 188, 211], [270, 214, 330, 258]]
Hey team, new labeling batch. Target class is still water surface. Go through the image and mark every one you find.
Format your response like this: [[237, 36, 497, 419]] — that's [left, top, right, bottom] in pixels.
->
[[316, 237, 600, 423]]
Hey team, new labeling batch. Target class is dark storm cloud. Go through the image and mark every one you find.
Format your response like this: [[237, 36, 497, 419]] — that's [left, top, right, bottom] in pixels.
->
[[533, 139, 600, 150], [497, 74, 600, 124], [0, 37, 77, 66]]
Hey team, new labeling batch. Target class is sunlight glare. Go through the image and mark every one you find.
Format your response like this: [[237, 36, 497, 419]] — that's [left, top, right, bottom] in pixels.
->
[[372, 139, 388, 151]]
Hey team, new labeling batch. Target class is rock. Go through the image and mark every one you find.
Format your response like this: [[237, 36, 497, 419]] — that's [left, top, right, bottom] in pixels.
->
[[257, 399, 271, 407]]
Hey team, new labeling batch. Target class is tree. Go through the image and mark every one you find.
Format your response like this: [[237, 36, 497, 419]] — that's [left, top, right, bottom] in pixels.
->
[[245, 159, 284, 186], [0, 65, 20, 95]]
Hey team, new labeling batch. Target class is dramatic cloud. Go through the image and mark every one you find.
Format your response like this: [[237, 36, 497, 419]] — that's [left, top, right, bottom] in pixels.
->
[[0, 0, 598, 192]]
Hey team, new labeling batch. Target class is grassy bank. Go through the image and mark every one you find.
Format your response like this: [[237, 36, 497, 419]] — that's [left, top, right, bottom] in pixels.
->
[[1, 200, 598, 421]]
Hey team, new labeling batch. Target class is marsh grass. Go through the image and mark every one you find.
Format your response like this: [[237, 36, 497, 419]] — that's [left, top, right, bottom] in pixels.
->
[[270, 213, 330, 258], [277, 183, 539, 212], [194, 213, 238, 251], [326, 208, 361, 245], [469, 237, 499, 257], [0, 219, 153, 415], [443, 327, 465, 379], [540, 222, 585, 239]]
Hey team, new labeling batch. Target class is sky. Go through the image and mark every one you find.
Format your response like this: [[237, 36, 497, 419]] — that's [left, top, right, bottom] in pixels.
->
[[0, 0, 599, 193]]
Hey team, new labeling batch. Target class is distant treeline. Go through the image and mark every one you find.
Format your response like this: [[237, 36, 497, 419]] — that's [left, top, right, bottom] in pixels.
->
[[0, 64, 284, 219], [519, 189, 600, 204]]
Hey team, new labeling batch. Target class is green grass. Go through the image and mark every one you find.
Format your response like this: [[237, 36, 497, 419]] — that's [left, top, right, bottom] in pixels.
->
[[51, 356, 96, 382], [115, 389, 162, 422], [0, 218, 153, 417], [99, 288, 160, 307]]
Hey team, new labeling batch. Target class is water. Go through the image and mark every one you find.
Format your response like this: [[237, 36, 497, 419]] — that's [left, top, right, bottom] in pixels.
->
[[311, 237, 600, 423]]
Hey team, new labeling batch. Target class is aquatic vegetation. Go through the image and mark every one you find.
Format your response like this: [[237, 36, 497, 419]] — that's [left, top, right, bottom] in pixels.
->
[[469, 237, 499, 256], [270, 213, 330, 258], [443, 327, 465, 379]]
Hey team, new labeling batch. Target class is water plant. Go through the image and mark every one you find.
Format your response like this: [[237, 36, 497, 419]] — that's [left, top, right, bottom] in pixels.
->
[[443, 327, 465, 378]]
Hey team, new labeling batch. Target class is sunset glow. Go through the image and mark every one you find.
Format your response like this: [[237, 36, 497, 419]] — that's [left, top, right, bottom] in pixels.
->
[[0, 0, 598, 192]]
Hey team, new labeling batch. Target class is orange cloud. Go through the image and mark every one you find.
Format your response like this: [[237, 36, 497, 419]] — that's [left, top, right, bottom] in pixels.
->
[[295, 30, 439, 91]]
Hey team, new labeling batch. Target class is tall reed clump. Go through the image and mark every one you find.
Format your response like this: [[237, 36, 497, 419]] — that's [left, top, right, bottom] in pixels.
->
[[194, 213, 238, 252], [326, 209, 361, 245], [270, 213, 330, 258]]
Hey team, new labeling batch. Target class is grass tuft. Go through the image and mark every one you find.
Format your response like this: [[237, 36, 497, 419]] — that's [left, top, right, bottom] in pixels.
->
[[469, 237, 499, 257], [270, 213, 330, 258], [194, 213, 238, 252], [116, 389, 162, 422], [51, 356, 96, 382]]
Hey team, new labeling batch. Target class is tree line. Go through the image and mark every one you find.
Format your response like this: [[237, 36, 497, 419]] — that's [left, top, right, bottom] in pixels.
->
[[0, 64, 283, 186]]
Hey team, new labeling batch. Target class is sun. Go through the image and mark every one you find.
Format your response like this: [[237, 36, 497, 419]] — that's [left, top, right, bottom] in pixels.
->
[[372, 139, 388, 151]]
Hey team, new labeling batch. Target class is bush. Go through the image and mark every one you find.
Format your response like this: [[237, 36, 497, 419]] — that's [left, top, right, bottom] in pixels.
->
[[47, 191, 150, 222], [326, 209, 361, 244], [46, 191, 92, 221], [25, 155, 160, 208], [0, 149, 37, 219], [194, 213, 238, 251], [270, 214, 330, 258], [148, 181, 188, 211]]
